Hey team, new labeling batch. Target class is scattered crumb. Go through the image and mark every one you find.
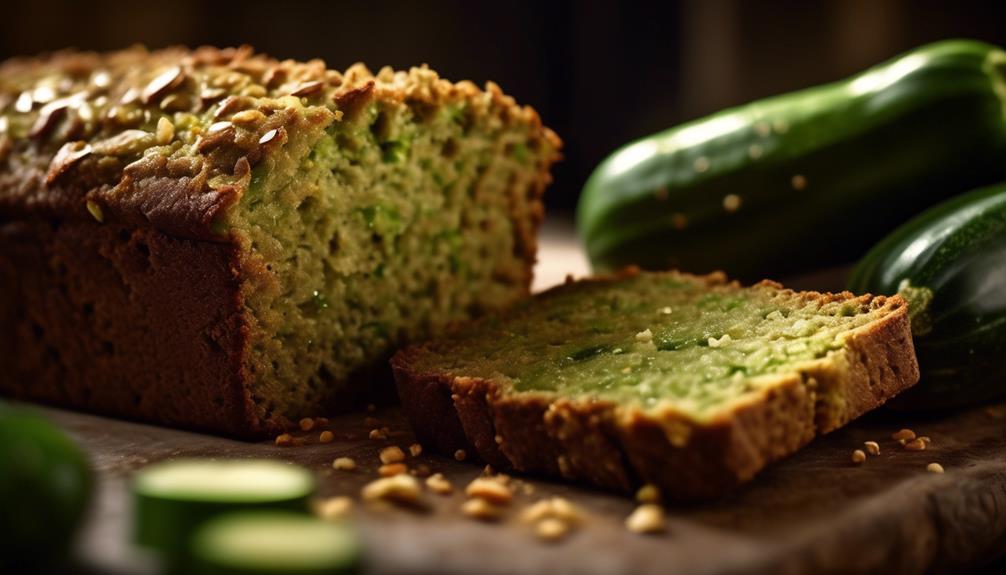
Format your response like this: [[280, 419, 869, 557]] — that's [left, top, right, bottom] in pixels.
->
[[461, 497, 504, 521], [409, 443, 423, 457], [927, 462, 945, 474], [362, 474, 422, 505], [535, 517, 570, 542], [483, 464, 495, 476], [315, 417, 330, 426], [412, 464, 433, 477], [319, 430, 334, 444], [722, 194, 742, 212], [851, 449, 867, 464], [521, 482, 536, 496], [426, 473, 454, 494], [864, 441, 880, 456], [892, 429, 916, 442], [454, 449, 467, 462], [332, 457, 357, 471], [707, 334, 731, 348], [466, 477, 513, 505], [635, 484, 661, 504], [369, 428, 388, 441], [918, 436, 932, 446], [521, 497, 583, 525], [379, 463, 408, 477], [313, 496, 353, 521], [364, 417, 383, 428], [275, 433, 294, 447], [380, 446, 406, 464], [521, 500, 553, 524], [625, 504, 666, 534], [904, 438, 927, 452], [635, 329, 653, 343], [299, 418, 316, 432], [494, 434, 504, 445]]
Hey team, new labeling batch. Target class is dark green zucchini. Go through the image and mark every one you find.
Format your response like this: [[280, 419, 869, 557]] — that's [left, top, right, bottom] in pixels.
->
[[848, 182, 1006, 409], [578, 40, 1006, 280], [0, 402, 93, 572]]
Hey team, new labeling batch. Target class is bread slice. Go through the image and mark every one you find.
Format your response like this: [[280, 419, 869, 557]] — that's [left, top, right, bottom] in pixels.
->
[[392, 269, 919, 499], [0, 46, 560, 436]]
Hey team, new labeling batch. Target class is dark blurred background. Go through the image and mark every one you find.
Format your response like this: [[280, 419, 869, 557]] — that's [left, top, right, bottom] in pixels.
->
[[5, 0, 1006, 216]]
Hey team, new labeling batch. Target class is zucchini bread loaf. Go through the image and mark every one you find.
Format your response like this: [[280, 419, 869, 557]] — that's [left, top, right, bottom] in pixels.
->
[[0, 46, 560, 436], [393, 269, 919, 499]]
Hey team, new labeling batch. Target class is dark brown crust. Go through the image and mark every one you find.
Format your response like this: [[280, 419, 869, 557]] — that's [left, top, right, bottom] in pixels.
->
[[0, 220, 271, 437], [392, 271, 920, 500]]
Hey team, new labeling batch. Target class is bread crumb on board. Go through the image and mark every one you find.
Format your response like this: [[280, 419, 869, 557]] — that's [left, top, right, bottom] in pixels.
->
[[379, 463, 408, 477], [927, 462, 945, 474], [313, 496, 353, 520], [332, 457, 357, 471], [892, 428, 916, 443], [426, 473, 454, 494], [362, 474, 422, 505], [535, 517, 570, 542], [461, 497, 504, 521], [380, 445, 406, 464], [851, 449, 867, 464], [635, 484, 662, 504], [319, 430, 335, 443], [299, 417, 316, 432], [864, 441, 880, 456], [466, 477, 513, 505], [454, 449, 467, 461], [409, 443, 423, 457], [625, 504, 667, 534]]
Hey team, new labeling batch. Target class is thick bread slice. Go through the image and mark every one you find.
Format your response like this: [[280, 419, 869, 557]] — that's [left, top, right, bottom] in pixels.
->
[[392, 269, 919, 500]]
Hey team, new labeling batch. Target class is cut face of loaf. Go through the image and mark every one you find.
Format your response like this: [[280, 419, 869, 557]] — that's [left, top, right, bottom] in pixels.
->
[[393, 270, 919, 500], [0, 46, 560, 436]]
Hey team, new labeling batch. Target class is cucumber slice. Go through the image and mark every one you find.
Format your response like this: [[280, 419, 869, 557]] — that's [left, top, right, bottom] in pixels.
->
[[0, 403, 92, 572], [133, 459, 315, 560], [190, 511, 362, 575]]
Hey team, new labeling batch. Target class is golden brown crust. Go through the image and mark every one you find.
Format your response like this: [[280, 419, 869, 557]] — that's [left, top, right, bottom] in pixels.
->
[[392, 274, 920, 500], [0, 46, 561, 242]]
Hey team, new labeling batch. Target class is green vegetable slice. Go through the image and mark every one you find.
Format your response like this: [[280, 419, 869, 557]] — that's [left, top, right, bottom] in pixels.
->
[[190, 511, 362, 575], [133, 459, 315, 560]]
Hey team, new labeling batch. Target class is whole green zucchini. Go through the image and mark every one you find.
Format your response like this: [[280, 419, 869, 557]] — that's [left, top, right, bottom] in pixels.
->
[[578, 40, 1006, 280], [848, 182, 1006, 409]]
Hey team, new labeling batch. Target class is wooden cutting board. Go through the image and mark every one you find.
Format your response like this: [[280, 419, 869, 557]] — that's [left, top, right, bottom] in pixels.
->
[[35, 226, 1006, 574]]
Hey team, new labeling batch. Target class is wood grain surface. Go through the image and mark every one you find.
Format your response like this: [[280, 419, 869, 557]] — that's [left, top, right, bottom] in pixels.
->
[[49, 402, 1006, 575], [25, 226, 1006, 574]]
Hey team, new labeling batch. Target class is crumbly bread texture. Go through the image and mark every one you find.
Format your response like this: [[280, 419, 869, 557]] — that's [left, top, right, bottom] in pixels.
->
[[0, 46, 560, 436], [393, 269, 919, 500]]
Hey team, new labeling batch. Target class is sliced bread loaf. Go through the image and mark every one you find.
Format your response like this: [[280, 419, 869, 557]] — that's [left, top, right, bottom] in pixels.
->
[[0, 47, 559, 436], [392, 269, 919, 499]]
